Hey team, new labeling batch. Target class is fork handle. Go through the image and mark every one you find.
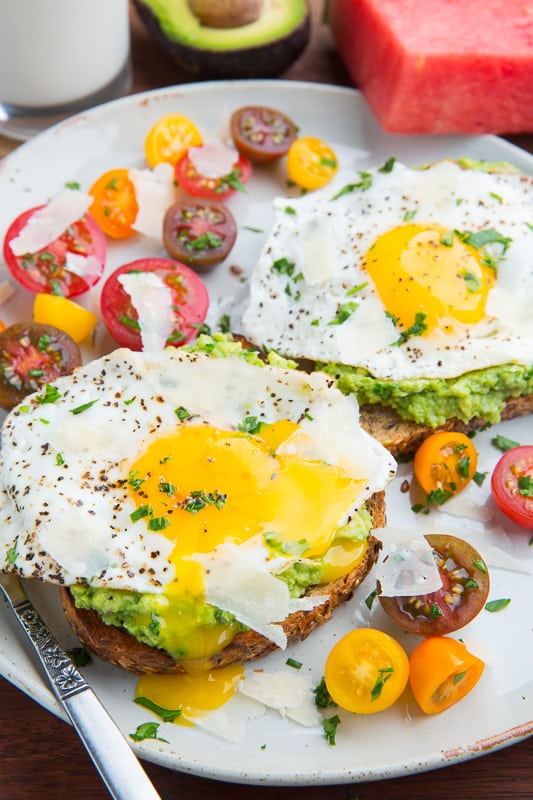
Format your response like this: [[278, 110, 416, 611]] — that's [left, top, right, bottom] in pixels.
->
[[5, 591, 163, 800]]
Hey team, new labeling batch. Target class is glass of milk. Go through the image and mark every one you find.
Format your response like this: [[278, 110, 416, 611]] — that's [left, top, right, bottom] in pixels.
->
[[0, 0, 131, 140]]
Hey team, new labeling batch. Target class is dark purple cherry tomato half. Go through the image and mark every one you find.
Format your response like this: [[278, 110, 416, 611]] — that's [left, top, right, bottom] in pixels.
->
[[379, 534, 490, 636], [0, 322, 81, 410], [100, 258, 209, 351], [491, 445, 533, 529], [163, 199, 237, 273], [230, 106, 298, 164], [2, 206, 106, 298]]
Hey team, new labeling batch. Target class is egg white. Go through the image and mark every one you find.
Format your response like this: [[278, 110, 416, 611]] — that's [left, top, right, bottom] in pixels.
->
[[242, 160, 533, 380]]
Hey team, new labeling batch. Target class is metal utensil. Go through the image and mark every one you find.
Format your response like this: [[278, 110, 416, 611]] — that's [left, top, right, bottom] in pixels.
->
[[0, 572, 162, 800]]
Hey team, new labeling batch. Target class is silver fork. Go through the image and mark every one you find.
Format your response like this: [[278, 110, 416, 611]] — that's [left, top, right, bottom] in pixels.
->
[[0, 572, 163, 800]]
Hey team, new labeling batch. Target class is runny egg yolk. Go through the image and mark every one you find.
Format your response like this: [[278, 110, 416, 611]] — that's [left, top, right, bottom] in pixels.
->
[[128, 421, 366, 599], [363, 223, 495, 335], [136, 663, 244, 725]]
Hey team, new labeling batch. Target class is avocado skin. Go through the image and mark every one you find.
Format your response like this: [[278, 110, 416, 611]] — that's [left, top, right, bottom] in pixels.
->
[[133, 0, 311, 80]]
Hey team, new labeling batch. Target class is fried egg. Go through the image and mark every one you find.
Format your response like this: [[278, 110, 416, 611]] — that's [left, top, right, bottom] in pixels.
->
[[0, 347, 395, 648], [242, 160, 533, 380]]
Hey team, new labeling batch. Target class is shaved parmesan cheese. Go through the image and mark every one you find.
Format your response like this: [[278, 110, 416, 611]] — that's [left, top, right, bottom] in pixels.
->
[[191, 540, 293, 648], [117, 272, 175, 351], [299, 215, 339, 285], [9, 189, 92, 255], [188, 140, 238, 179], [190, 693, 265, 743], [374, 527, 442, 597], [64, 252, 103, 282], [238, 669, 321, 727], [128, 163, 177, 241]]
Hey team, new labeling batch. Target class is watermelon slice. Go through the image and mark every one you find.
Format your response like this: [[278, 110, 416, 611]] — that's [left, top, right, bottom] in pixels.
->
[[330, 0, 533, 134]]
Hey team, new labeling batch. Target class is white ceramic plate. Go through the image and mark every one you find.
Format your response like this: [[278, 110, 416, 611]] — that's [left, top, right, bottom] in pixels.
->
[[0, 80, 532, 786]]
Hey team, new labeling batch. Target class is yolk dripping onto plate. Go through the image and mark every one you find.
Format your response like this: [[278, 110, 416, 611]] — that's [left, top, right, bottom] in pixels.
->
[[364, 223, 495, 334], [136, 663, 244, 726]]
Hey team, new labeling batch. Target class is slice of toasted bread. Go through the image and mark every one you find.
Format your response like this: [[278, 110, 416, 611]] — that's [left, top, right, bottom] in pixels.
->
[[59, 492, 385, 675], [360, 393, 533, 459]]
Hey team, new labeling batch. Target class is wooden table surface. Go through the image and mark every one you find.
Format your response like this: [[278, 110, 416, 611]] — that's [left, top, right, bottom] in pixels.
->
[[1, 3, 532, 798]]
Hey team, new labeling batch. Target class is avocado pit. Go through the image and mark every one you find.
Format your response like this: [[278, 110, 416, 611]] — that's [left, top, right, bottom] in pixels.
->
[[188, 0, 265, 29]]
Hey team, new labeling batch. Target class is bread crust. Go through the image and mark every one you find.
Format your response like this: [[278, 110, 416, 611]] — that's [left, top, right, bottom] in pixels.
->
[[360, 393, 533, 458], [60, 493, 385, 674]]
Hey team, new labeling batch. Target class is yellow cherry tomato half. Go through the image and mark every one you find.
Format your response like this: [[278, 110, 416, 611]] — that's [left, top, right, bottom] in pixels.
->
[[324, 628, 409, 714], [286, 136, 338, 190], [144, 113, 203, 168], [409, 636, 484, 714], [33, 293, 97, 343], [414, 431, 478, 500]]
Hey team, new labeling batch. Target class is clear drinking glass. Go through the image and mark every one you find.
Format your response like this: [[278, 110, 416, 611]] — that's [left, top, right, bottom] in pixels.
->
[[0, 0, 132, 140]]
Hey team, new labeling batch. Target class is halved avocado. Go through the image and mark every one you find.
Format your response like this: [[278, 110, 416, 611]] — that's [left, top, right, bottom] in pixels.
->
[[132, 0, 311, 80]]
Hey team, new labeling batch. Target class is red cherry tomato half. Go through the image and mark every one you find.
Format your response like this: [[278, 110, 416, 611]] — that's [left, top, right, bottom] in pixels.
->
[[230, 106, 298, 164], [491, 445, 533, 529], [2, 206, 106, 298], [379, 534, 490, 636], [0, 322, 81, 410], [162, 199, 237, 273], [175, 148, 252, 201], [100, 258, 209, 351]]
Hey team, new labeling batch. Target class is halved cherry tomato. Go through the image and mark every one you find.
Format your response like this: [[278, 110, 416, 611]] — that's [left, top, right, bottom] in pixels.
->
[[100, 258, 208, 351], [175, 147, 252, 201], [286, 136, 338, 190], [491, 445, 533, 529], [324, 628, 409, 714], [144, 112, 203, 169], [0, 322, 81, 410], [414, 431, 478, 503], [230, 106, 298, 164], [88, 169, 138, 239], [409, 636, 484, 714], [162, 199, 237, 273], [379, 534, 490, 636], [2, 207, 106, 298], [33, 293, 97, 344]]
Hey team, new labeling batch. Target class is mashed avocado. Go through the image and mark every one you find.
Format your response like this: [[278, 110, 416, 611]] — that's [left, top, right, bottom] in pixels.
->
[[320, 362, 533, 428]]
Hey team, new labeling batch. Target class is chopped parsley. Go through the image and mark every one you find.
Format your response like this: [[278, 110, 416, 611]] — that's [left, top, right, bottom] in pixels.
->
[[378, 156, 396, 173], [323, 714, 341, 745], [129, 722, 168, 743], [69, 399, 99, 415], [473, 471, 488, 486], [36, 384, 62, 404], [286, 658, 303, 670], [485, 598, 511, 612], [174, 406, 191, 420], [492, 434, 520, 452], [370, 667, 394, 701], [130, 504, 153, 522], [134, 696, 182, 723], [331, 171, 373, 200], [238, 415, 261, 434], [66, 646, 91, 667], [518, 475, 533, 497], [182, 490, 227, 513], [313, 677, 337, 709], [392, 312, 428, 346], [328, 301, 358, 326], [6, 538, 18, 565]]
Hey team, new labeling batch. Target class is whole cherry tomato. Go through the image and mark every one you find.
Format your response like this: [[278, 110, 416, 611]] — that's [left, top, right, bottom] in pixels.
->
[[409, 636, 484, 714]]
